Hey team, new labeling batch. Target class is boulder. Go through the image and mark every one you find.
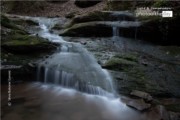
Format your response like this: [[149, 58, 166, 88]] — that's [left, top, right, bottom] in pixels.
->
[[123, 98, 151, 111], [74, 0, 102, 8], [130, 90, 153, 101]]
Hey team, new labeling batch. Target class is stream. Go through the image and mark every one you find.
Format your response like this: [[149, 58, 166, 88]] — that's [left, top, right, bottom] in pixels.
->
[[1, 15, 179, 120], [1, 16, 144, 120]]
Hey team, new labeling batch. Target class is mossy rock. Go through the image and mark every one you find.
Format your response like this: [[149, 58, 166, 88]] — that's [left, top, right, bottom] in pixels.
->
[[52, 24, 63, 30], [1, 14, 22, 30], [1, 34, 58, 54], [114, 53, 138, 62], [13, 19, 38, 26], [2, 35, 44, 45], [66, 11, 135, 28], [103, 56, 137, 71], [61, 22, 112, 37], [61, 21, 140, 37]]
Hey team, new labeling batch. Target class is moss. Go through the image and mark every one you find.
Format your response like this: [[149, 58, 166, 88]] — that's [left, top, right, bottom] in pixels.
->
[[114, 53, 138, 62], [2, 34, 45, 46], [165, 104, 180, 112], [104, 57, 137, 71], [103, 53, 139, 71], [125, 66, 146, 79], [1, 32, 59, 54]]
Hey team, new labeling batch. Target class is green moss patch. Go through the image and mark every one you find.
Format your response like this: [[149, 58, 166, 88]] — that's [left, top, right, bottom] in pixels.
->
[[3, 35, 44, 46], [1, 34, 58, 54], [114, 53, 138, 62], [103, 55, 137, 71]]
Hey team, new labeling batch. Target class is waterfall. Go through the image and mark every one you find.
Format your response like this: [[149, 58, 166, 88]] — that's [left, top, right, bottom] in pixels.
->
[[34, 17, 116, 98]]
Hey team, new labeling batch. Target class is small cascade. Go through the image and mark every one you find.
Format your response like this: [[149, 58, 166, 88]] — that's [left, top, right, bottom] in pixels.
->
[[110, 11, 141, 51], [33, 17, 116, 97], [37, 65, 114, 97], [113, 26, 119, 37]]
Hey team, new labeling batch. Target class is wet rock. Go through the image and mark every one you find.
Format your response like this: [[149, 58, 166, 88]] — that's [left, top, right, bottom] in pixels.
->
[[130, 90, 153, 102], [80, 41, 87, 45], [74, 0, 102, 8], [65, 11, 77, 19], [28, 63, 35, 68], [125, 98, 151, 111], [52, 24, 63, 30]]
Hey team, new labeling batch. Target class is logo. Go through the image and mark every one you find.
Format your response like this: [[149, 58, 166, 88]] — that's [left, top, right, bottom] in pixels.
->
[[162, 11, 173, 17]]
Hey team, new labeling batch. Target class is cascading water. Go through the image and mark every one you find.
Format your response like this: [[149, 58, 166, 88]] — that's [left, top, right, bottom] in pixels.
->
[[31, 17, 116, 97], [111, 12, 141, 51]]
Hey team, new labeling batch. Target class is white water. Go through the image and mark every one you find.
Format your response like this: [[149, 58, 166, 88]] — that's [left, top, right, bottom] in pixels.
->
[[26, 17, 117, 97]]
